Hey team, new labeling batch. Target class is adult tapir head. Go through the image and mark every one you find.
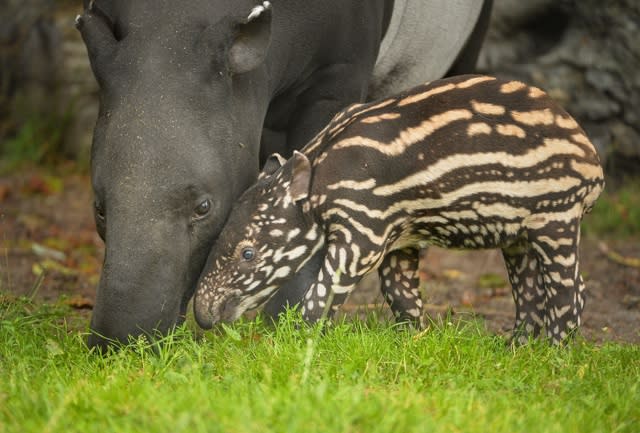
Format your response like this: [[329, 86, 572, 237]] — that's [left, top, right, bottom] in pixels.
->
[[77, 0, 275, 349]]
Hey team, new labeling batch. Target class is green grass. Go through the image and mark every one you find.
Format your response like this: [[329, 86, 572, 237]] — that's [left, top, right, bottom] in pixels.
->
[[582, 177, 640, 238], [1, 295, 638, 433]]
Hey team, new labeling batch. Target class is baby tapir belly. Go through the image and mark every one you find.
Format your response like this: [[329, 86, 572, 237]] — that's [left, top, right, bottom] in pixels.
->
[[194, 75, 604, 344]]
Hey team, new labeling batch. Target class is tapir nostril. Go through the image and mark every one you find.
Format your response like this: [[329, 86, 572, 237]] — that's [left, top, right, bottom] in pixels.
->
[[193, 297, 215, 329]]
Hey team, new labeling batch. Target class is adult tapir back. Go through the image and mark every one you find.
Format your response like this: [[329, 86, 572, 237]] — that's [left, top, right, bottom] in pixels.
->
[[77, 0, 491, 350]]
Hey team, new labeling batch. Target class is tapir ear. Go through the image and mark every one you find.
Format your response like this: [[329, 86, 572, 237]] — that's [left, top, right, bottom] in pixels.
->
[[290, 151, 311, 203], [228, 1, 272, 74], [258, 153, 286, 180], [76, 0, 117, 85]]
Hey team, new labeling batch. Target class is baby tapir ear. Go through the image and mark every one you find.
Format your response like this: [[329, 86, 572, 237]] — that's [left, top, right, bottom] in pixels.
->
[[228, 1, 272, 74], [258, 152, 286, 180], [290, 151, 311, 203]]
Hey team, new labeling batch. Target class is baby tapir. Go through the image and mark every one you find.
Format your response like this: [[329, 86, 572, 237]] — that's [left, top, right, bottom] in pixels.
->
[[194, 74, 604, 344]]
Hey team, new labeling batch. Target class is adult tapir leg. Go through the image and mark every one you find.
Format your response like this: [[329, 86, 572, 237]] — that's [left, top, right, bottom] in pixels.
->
[[368, 0, 489, 100], [261, 63, 375, 318], [261, 62, 374, 159], [286, 65, 373, 150], [444, 0, 493, 76]]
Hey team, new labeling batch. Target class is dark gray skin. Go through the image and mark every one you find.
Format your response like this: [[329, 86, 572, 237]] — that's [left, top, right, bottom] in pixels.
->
[[78, 0, 393, 349], [77, 0, 492, 350]]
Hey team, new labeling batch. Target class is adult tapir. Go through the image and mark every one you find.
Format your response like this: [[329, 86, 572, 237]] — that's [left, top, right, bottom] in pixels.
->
[[77, 0, 492, 350]]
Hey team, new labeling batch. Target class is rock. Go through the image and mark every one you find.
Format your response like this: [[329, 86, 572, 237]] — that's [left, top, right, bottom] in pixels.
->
[[0, 1, 97, 163], [585, 70, 628, 103], [478, 0, 640, 178], [611, 122, 640, 159], [0, 0, 61, 136], [3, 0, 639, 176], [572, 90, 621, 122], [581, 123, 612, 164], [55, 11, 98, 161]]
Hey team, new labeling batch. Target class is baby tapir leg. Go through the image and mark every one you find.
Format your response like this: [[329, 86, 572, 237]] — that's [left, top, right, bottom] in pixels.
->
[[378, 249, 424, 328], [528, 218, 586, 344], [301, 242, 362, 323], [502, 246, 546, 344]]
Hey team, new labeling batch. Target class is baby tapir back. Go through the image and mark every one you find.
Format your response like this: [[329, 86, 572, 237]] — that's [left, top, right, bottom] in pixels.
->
[[303, 75, 603, 250], [195, 75, 604, 344]]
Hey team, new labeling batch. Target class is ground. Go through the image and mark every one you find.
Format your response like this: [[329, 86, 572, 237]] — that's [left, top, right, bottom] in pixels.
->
[[1, 166, 639, 343]]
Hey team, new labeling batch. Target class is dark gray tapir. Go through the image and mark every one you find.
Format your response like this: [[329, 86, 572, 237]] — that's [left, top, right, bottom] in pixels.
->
[[77, 0, 492, 350]]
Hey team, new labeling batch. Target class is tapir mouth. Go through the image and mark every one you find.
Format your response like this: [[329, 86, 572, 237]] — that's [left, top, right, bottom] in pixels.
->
[[218, 296, 242, 322], [194, 290, 242, 329]]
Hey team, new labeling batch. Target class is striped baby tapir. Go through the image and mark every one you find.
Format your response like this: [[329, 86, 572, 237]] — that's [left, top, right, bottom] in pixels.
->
[[194, 74, 604, 344]]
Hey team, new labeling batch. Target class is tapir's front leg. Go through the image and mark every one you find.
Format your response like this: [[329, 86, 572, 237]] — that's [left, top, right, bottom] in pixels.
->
[[262, 250, 324, 319], [261, 64, 372, 318], [379, 249, 424, 328], [262, 63, 372, 159], [300, 242, 365, 323]]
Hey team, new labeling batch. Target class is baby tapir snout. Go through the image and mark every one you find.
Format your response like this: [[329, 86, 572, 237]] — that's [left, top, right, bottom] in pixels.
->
[[194, 248, 258, 328], [194, 153, 324, 328], [194, 75, 604, 343], [194, 278, 241, 329]]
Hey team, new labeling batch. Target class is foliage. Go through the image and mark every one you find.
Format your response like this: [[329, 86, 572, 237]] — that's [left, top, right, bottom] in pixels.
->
[[0, 106, 73, 174], [1, 297, 638, 433], [582, 177, 640, 238]]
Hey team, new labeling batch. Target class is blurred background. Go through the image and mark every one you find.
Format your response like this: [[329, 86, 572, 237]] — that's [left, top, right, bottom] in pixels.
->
[[1, 0, 638, 174], [1, 0, 639, 341]]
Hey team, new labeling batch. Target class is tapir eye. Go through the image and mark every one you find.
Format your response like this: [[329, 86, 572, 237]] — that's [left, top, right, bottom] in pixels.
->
[[241, 247, 255, 261], [193, 199, 211, 219], [94, 201, 106, 222]]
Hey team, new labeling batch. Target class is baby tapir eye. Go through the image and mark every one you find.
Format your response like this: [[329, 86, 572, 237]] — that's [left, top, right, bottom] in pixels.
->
[[241, 247, 255, 261], [193, 199, 211, 219]]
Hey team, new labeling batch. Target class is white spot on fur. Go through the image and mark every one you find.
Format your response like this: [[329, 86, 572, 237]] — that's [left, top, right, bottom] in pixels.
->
[[286, 228, 301, 242], [247, 1, 271, 21], [528, 86, 545, 98], [467, 122, 491, 136], [500, 81, 526, 94], [327, 178, 376, 190], [361, 112, 401, 124], [496, 124, 526, 138], [471, 100, 505, 115], [266, 266, 291, 284], [305, 225, 319, 241], [511, 108, 554, 126], [456, 76, 496, 88], [397, 83, 456, 107], [555, 114, 578, 129]]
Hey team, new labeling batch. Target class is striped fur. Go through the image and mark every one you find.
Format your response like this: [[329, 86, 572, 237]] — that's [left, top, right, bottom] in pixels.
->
[[194, 75, 604, 344]]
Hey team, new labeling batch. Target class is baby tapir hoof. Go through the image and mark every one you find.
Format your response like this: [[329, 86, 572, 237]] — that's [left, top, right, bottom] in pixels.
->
[[194, 75, 604, 344]]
